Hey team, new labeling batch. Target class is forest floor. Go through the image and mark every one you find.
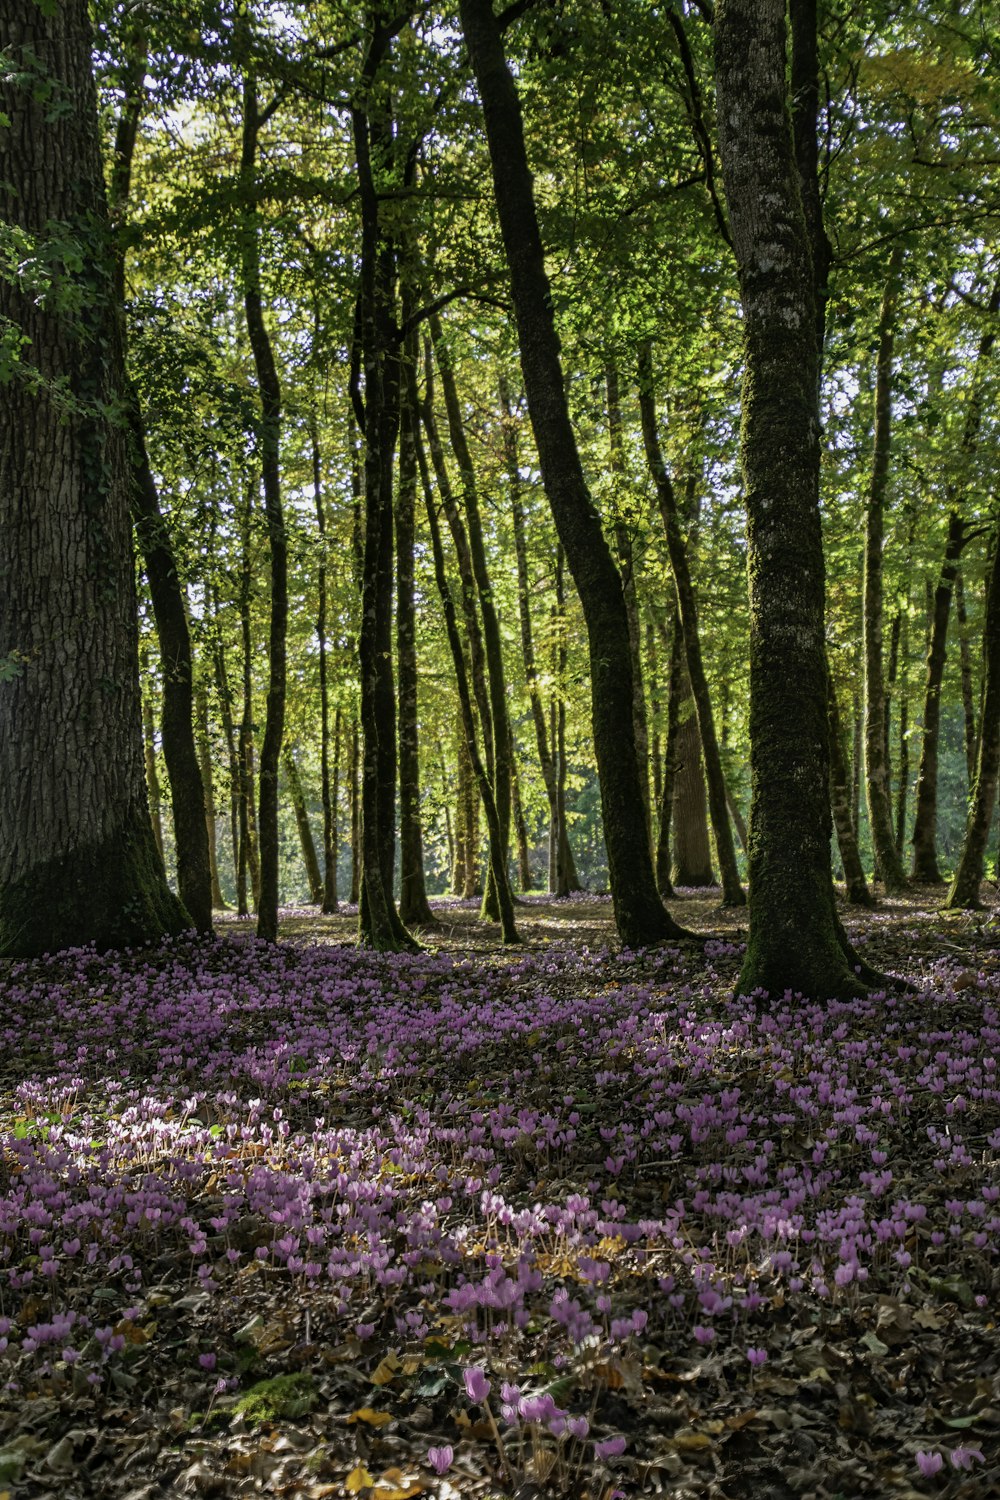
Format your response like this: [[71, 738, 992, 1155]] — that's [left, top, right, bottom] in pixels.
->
[[0, 890, 997, 1500]]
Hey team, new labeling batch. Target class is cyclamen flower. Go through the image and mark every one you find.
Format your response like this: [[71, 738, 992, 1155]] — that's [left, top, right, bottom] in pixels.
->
[[949, 1446, 984, 1470], [427, 1446, 453, 1475], [746, 1347, 767, 1368], [915, 1451, 942, 1477], [463, 1366, 491, 1404], [595, 1436, 626, 1459]]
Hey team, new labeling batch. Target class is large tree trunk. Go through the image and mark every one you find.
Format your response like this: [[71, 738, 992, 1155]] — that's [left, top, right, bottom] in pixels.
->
[[638, 343, 744, 905], [862, 249, 907, 892], [947, 527, 1000, 909], [911, 513, 968, 880], [715, 0, 864, 1000], [352, 23, 412, 951], [655, 614, 682, 900], [459, 0, 684, 947], [0, 0, 187, 955], [955, 569, 977, 787]]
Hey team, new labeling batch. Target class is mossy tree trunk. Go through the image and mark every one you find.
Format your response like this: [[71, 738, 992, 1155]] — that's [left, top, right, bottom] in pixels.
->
[[716, 0, 865, 1000], [283, 748, 323, 905], [829, 678, 873, 906], [0, 0, 187, 955], [459, 0, 685, 948], [312, 416, 338, 913]]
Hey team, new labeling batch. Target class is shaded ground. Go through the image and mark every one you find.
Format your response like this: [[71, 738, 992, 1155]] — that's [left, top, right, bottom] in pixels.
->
[[0, 890, 998, 1499]]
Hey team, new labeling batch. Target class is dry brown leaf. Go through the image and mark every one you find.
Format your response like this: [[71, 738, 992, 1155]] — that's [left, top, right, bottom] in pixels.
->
[[371, 1352, 402, 1386], [346, 1462, 374, 1493]]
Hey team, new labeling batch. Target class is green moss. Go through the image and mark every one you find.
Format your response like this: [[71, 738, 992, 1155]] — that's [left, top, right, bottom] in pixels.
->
[[0, 815, 188, 957], [231, 1373, 317, 1424]]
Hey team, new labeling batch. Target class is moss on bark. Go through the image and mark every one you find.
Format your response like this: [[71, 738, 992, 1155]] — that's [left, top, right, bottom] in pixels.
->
[[0, 817, 189, 957]]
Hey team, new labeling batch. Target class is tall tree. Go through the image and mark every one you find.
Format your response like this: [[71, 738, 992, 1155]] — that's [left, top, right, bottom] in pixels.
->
[[715, 0, 865, 999], [0, 0, 187, 955], [458, 0, 687, 947]]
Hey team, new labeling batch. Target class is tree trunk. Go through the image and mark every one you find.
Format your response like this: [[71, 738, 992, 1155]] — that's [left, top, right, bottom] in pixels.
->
[[911, 513, 967, 881], [829, 678, 873, 906], [511, 746, 533, 891], [638, 342, 744, 904], [312, 417, 338, 913], [349, 717, 361, 905], [431, 316, 512, 918], [240, 76, 288, 943], [0, 0, 187, 954], [195, 684, 226, 909], [956, 569, 977, 787], [672, 686, 715, 887], [108, 41, 213, 936], [211, 624, 242, 905], [894, 603, 910, 855], [862, 248, 906, 892], [947, 527, 1000, 908], [237, 503, 260, 915], [423, 465, 519, 942], [503, 378, 569, 892], [655, 615, 682, 900], [397, 325, 436, 928], [716, 0, 864, 999], [283, 748, 323, 904], [352, 28, 412, 951], [606, 360, 652, 843], [141, 659, 166, 866], [459, 0, 684, 947]]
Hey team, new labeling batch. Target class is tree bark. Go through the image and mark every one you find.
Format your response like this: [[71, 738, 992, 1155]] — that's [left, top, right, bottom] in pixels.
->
[[108, 37, 213, 935], [655, 614, 682, 900], [911, 513, 968, 880], [947, 526, 1000, 908], [195, 684, 226, 909], [459, 0, 684, 947], [312, 417, 338, 912], [606, 360, 652, 843], [862, 249, 907, 892], [955, 569, 977, 787], [240, 74, 288, 942], [672, 684, 715, 887], [638, 342, 744, 904], [397, 326, 436, 928], [715, 0, 864, 999], [829, 678, 873, 906], [423, 468, 519, 942], [0, 0, 187, 954], [431, 315, 512, 918], [282, 748, 322, 904], [141, 658, 166, 866], [352, 19, 412, 950]]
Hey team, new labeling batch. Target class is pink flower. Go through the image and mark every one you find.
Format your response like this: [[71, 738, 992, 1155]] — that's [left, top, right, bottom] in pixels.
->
[[463, 1366, 491, 1403], [746, 1347, 767, 1368], [198, 1352, 217, 1371], [427, 1445, 453, 1475], [693, 1325, 715, 1345], [595, 1436, 626, 1459], [915, 1451, 942, 1477], [949, 1446, 984, 1470]]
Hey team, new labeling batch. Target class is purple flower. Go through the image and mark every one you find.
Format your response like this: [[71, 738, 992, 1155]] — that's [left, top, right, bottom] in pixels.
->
[[595, 1436, 626, 1460], [949, 1446, 984, 1471], [693, 1325, 715, 1345], [463, 1366, 491, 1404], [746, 1347, 768, 1368], [915, 1451, 942, 1477], [427, 1445, 453, 1475], [198, 1352, 217, 1371]]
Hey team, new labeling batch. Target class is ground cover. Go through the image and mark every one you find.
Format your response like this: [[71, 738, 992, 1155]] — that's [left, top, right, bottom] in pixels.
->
[[0, 894, 997, 1499]]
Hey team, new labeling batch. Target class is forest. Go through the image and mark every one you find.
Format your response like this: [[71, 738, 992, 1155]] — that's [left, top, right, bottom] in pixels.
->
[[1, 0, 999, 1496]]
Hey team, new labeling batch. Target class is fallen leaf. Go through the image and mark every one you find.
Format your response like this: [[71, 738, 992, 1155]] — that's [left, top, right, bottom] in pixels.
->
[[348, 1408, 393, 1428], [371, 1351, 402, 1386], [346, 1463, 375, 1493]]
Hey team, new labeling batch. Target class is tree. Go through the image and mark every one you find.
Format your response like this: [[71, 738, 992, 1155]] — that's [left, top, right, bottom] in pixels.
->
[[715, 0, 864, 1000], [458, 0, 687, 949], [0, 0, 187, 955]]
